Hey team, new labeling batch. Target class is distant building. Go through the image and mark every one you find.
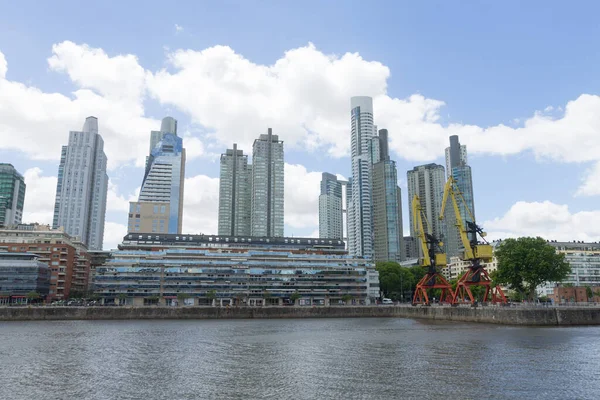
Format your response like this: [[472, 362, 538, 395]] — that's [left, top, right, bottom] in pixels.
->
[[95, 233, 379, 306], [441, 256, 498, 281], [0, 223, 90, 299], [550, 286, 600, 304], [403, 236, 418, 260], [406, 164, 445, 247], [251, 129, 284, 237], [218, 144, 252, 236], [0, 164, 26, 227], [348, 96, 376, 258], [319, 172, 343, 240], [130, 117, 185, 234], [372, 129, 403, 262], [52, 116, 108, 250], [443, 135, 476, 258], [0, 252, 50, 304]]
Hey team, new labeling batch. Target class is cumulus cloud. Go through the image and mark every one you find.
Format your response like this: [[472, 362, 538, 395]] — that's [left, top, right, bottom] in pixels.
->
[[106, 180, 138, 212], [182, 174, 220, 235], [0, 51, 6, 78], [575, 161, 600, 197], [284, 163, 321, 229], [103, 222, 127, 250], [484, 201, 600, 242], [175, 24, 184, 33], [22, 168, 57, 225]]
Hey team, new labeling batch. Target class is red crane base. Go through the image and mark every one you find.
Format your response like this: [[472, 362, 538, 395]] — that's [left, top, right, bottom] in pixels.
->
[[452, 265, 507, 305], [413, 272, 453, 306]]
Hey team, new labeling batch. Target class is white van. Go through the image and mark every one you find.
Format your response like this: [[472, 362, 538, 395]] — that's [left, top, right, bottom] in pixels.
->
[[382, 298, 393, 305]]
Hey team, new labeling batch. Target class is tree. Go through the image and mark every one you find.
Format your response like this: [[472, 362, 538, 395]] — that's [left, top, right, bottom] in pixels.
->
[[26, 291, 40, 304], [376, 262, 423, 301], [117, 293, 128, 305], [177, 292, 191, 306], [206, 290, 217, 306], [494, 237, 571, 301], [585, 286, 593, 301], [290, 291, 301, 304], [342, 294, 353, 304]]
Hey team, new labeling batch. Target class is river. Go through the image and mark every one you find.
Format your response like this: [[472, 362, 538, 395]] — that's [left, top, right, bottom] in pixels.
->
[[1, 318, 599, 399]]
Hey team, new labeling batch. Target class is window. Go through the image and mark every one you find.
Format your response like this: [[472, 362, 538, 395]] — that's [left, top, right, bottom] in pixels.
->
[[160, 205, 166, 214]]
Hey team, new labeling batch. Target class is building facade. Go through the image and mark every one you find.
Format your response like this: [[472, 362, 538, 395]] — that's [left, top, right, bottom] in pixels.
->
[[348, 96, 376, 258], [0, 252, 50, 303], [371, 129, 403, 262], [443, 135, 476, 258], [132, 117, 185, 234], [319, 172, 343, 240], [218, 143, 252, 236], [251, 129, 284, 237], [0, 163, 26, 227], [0, 224, 90, 299], [406, 163, 445, 245], [52, 116, 108, 250], [94, 233, 379, 306], [403, 236, 418, 261]]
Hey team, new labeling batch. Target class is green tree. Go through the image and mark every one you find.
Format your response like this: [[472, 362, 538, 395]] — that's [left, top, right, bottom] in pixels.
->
[[177, 292, 191, 306], [342, 294, 353, 304], [206, 290, 217, 306], [290, 291, 301, 304], [117, 293, 128, 305], [26, 291, 40, 304], [494, 237, 571, 301], [585, 286, 593, 301], [376, 262, 423, 301]]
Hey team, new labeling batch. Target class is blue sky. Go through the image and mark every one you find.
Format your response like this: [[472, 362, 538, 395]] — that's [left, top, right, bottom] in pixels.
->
[[2, 0, 600, 250]]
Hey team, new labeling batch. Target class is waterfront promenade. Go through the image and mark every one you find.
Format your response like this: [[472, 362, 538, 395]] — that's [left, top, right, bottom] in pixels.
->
[[1, 304, 599, 326]]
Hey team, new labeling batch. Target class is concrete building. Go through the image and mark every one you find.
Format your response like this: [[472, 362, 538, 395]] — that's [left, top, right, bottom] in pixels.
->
[[372, 129, 404, 262], [131, 117, 185, 235], [218, 144, 252, 236], [443, 135, 476, 258], [95, 233, 379, 306], [404, 236, 418, 261], [0, 223, 90, 299], [52, 116, 108, 250], [441, 256, 498, 281], [348, 96, 376, 258], [251, 129, 284, 237], [407, 163, 445, 247], [0, 164, 26, 227], [319, 172, 343, 240], [0, 252, 50, 304]]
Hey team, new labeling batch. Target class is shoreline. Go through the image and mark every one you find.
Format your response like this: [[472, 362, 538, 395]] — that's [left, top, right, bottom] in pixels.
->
[[1, 305, 600, 326]]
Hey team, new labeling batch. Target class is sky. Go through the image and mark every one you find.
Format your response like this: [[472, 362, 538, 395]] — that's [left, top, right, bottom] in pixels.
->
[[2, 0, 600, 250]]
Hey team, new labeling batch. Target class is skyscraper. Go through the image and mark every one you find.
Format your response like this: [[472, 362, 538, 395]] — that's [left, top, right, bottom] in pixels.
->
[[348, 96, 376, 258], [129, 117, 185, 234], [319, 172, 343, 240], [52, 116, 108, 250], [218, 143, 251, 236], [372, 129, 404, 262], [0, 164, 26, 227], [251, 128, 284, 237], [443, 135, 476, 258], [406, 163, 445, 245]]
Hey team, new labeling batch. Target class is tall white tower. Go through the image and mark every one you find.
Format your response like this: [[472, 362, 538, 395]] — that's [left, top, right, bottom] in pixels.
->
[[348, 96, 375, 258]]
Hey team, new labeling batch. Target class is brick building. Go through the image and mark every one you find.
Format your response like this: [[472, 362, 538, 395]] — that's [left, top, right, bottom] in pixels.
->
[[0, 224, 91, 299], [550, 286, 600, 304]]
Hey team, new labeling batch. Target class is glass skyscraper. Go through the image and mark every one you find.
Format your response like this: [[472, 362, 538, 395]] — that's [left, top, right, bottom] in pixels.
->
[[52, 117, 108, 250], [406, 163, 446, 245], [131, 117, 185, 235], [319, 172, 343, 240], [0, 164, 26, 227], [218, 143, 252, 236]]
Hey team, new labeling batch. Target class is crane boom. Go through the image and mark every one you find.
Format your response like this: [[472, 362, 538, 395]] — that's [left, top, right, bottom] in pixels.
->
[[440, 177, 475, 260]]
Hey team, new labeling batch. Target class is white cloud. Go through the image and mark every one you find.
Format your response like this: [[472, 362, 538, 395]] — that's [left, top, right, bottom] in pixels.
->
[[182, 133, 206, 160], [182, 174, 220, 234], [284, 163, 321, 229], [175, 24, 184, 33], [106, 180, 138, 211], [22, 168, 57, 225], [0, 51, 7, 79], [103, 221, 127, 250], [575, 161, 600, 197], [484, 201, 600, 242]]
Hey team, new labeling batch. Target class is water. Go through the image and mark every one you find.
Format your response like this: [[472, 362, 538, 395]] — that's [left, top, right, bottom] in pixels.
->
[[1, 318, 599, 399]]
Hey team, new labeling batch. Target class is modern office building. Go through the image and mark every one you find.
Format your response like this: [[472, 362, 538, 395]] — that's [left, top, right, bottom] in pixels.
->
[[406, 163, 445, 246], [251, 129, 284, 237], [0, 164, 26, 227], [371, 129, 404, 262], [0, 252, 50, 304], [319, 172, 343, 240], [94, 233, 379, 306], [218, 143, 252, 236], [403, 236, 418, 260], [443, 135, 476, 258], [52, 116, 108, 250], [130, 117, 185, 234], [0, 223, 91, 299], [348, 96, 376, 258]]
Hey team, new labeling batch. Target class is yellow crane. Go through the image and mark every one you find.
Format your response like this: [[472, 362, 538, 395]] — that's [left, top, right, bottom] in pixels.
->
[[439, 177, 506, 305], [411, 194, 453, 306]]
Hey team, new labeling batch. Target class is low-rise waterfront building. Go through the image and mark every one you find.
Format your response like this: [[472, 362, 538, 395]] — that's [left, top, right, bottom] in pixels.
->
[[441, 256, 498, 281], [93, 233, 379, 306], [0, 252, 50, 304], [0, 224, 90, 299]]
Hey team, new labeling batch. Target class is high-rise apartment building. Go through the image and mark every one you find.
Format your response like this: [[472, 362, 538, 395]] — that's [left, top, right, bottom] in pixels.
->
[[372, 129, 404, 262], [129, 117, 185, 235], [406, 163, 445, 246], [0, 164, 26, 227], [52, 117, 108, 251], [348, 96, 375, 258], [218, 143, 252, 236], [443, 135, 476, 258], [251, 129, 284, 237], [319, 172, 343, 240]]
